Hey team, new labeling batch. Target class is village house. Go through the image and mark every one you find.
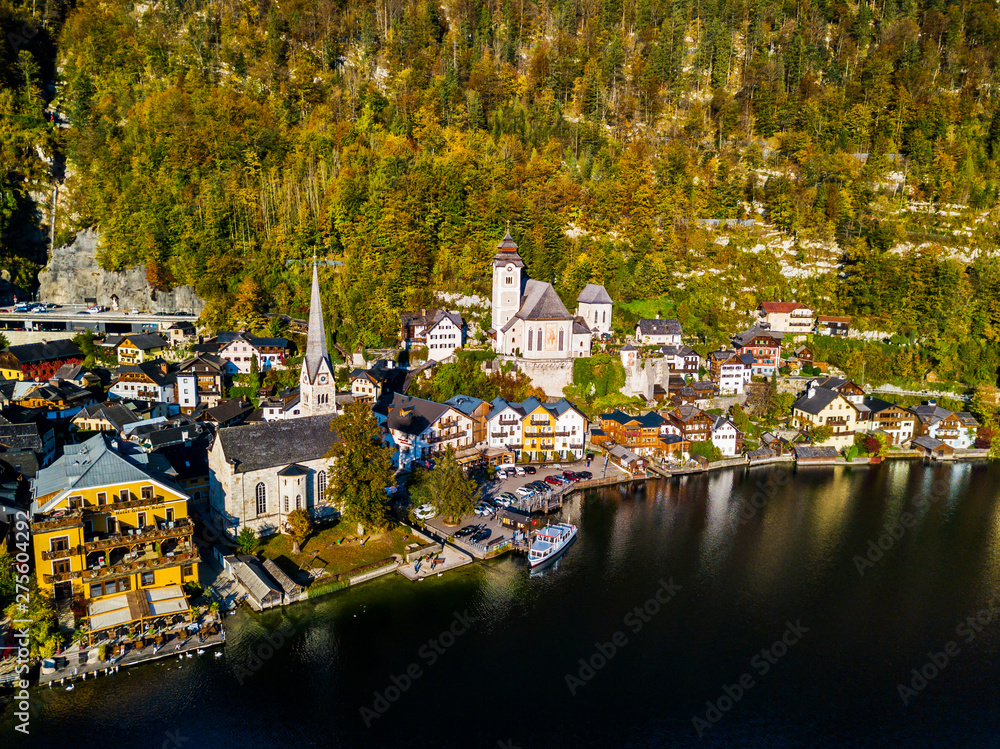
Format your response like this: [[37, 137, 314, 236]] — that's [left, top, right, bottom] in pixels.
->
[[445, 395, 490, 446], [595, 410, 665, 456], [385, 393, 475, 468], [732, 326, 783, 376], [208, 414, 339, 540], [109, 360, 177, 405], [863, 398, 917, 446], [664, 404, 715, 445], [575, 284, 614, 336], [756, 302, 815, 340], [14, 379, 97, 419], [399, 309, 466, 361], [0, 339, 83, 381], [260, 388, 303, 421], [0, 412, 56, 467], [635, 317, 683, 346], [217, 331, 290, 374], [711, 415, 743, 457], [518, 397, 588, 461], [816, 316, 851, 336], [486, 399, 525, 456], [790, 385, 858, 449], [115, 333, 169, 365], [165, 320, 197, 345], [660, 345, 701, 377], [29, 433, 199, 635], [708, 349, 754, 394], [908, 403, 979, 449], [176, 354, 227, 413]]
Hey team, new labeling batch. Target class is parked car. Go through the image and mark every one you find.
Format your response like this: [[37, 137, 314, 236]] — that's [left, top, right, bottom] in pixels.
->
[[13, 303, 29, 312], [576, 471, 592, 480], [30, 306, 47, 313], [471, 529, 492, 543], [515, 486, 534, 497], [495, 469, 508, 480], [562, 471, 580, 482], [530, 481, 550, 492], [524, 466, 537, 475], [499, 492, 518, 504], [414, 503, 436, 520], [455, 525, 478, 538], [545, 476, 562, 486], [514, 466, 525, 476]]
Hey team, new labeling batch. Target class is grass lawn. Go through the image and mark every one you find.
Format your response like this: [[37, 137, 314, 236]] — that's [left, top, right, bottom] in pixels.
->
[[257, 521, 415, 578]]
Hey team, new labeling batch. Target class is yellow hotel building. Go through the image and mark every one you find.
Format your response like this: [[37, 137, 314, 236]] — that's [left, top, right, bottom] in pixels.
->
[[31, 433, 199, 643]]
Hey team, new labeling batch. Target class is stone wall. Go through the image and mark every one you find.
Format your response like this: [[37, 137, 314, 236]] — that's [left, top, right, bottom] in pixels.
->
[[503, 357, 575, 398], [38, 228, 206, 315], [4, 330, 76, 346]]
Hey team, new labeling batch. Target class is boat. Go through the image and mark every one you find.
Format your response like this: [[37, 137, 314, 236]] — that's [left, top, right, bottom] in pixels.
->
[[528, 523, 578, 568]]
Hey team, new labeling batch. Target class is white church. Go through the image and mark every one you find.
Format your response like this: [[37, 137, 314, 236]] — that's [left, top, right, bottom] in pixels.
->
[[490, 231, 611, 360]]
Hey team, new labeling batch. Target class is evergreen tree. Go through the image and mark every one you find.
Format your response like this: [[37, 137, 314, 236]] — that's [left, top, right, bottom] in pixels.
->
[[326, 402, 394, 533]]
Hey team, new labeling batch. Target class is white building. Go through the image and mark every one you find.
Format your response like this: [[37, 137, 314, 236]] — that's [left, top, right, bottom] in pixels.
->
[[425, 310, 465, 361], [635, 317, 682, 346], [491, 232, 592, 359], [576, 284, 613, 335], [385, 393, 475, 469], [486, 398, 525, 453], [217, 332, 290, 374], [711, 415, 743, 457], [207, 415, 339, 539], [716, 351, 754, 395]]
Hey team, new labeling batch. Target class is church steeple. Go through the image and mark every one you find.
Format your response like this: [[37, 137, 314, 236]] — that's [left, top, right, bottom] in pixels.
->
[[303, 255, 329, 382], [300, 256, 336, 416]]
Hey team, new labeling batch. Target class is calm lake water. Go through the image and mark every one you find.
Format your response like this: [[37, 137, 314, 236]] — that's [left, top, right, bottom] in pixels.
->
[[9, 460, 1000, 748]]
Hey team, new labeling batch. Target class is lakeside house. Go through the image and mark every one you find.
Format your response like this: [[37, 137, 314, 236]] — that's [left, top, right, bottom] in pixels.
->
[[908, 403, 979, 449], [790, 384, 858, 449], [29, 433, 199, 643], [732, 326, 783, 376]]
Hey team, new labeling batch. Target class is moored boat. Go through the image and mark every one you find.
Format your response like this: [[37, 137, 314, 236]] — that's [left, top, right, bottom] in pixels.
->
[[528, 523, 578, 567]]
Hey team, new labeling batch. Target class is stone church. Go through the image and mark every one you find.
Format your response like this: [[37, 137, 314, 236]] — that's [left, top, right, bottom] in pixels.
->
[[491, 232, 601, 360]]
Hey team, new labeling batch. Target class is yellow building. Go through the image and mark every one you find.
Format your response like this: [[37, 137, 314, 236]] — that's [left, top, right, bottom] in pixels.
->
[[115, 333, 169, 365], [31, 433, 199, 644], [522, 402, 557, 460]]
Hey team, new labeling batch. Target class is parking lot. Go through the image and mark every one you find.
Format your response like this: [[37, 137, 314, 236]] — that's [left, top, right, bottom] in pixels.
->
[[423, 459, 598, 558]]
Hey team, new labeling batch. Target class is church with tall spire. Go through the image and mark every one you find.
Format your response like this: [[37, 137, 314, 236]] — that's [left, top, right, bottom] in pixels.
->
[[299, 257, 337, 416]]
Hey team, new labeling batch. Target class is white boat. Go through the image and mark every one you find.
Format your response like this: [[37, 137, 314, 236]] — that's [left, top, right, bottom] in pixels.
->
[[528, 523, 578, 567]]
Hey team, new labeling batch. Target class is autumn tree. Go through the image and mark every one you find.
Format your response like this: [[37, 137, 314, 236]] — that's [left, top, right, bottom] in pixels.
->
[[326, 402, 394, 533], [286, 508, 312, 554]]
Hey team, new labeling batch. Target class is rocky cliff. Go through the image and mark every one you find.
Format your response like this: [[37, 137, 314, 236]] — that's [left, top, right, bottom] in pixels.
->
[[37, 228, 206, 314]]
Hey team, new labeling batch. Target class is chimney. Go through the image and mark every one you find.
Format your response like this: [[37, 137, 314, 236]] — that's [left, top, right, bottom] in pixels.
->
[[928, 399, 936, 407]]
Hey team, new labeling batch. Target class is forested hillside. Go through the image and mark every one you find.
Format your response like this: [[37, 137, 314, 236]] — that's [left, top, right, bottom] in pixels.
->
[[4, 0, 1000, 381]]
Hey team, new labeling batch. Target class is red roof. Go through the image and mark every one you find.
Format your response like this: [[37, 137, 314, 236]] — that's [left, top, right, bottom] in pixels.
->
[[818, 315, 851, 323], [760, 302, 809, 314]]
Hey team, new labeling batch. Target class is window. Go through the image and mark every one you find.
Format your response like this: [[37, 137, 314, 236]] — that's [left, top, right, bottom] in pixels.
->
[[90, 582, 103, 598], [284, 496, 289, 513], [136, 512, 146, 528], [119, 489, 130, 503], [107, 517, 117, 534], [165, 508, 174, 523], [53, 560, 69, 574], [296, 494, 302, 510], [558, 329, 564, 351], [527, 329, 532, 351], [141, 571, 154, 586], [117, 577, 130, 592], [255, 483, 267, 515], [182, 564, 193, 577], [537, 328, 542, 350], [97, 492, 107, 506], [603, 310, 607, 323], [68, 495, 83, 509], [317, 471, 327, 501], [50, 536, 69, 552], [141, 486, 153, 500], [505, 276, 513, 285]]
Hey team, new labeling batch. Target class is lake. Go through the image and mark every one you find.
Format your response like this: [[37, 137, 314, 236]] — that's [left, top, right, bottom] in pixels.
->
[[8, 460, 1000, 748]]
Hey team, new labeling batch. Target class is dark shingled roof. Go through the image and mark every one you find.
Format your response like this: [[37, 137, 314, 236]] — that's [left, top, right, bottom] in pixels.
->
[[792, 387, 843, 415], [214, 414, 339, 473], [732, 326, 783, 347], [117, 333, 168, 351], [5, 338, 82, 364], [793, 445, 840, 459], [0, 415, 47, 451], [911, 436, 952, 451], [507, 280, 574, 324], [636, 318, 682, 337], [387, 393, 450, 436], [576, 283, 613, 305]]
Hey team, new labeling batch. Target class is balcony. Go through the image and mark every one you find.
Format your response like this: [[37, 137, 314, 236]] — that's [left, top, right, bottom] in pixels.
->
[[87, 493, 169, 514], [84, 518, 193, 553], [41, 545, 83, 561], [32, 511, 84, 532], [427, 430, 469, 444], [84, 547, 198, 583], [43, 570, 83, 584]]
